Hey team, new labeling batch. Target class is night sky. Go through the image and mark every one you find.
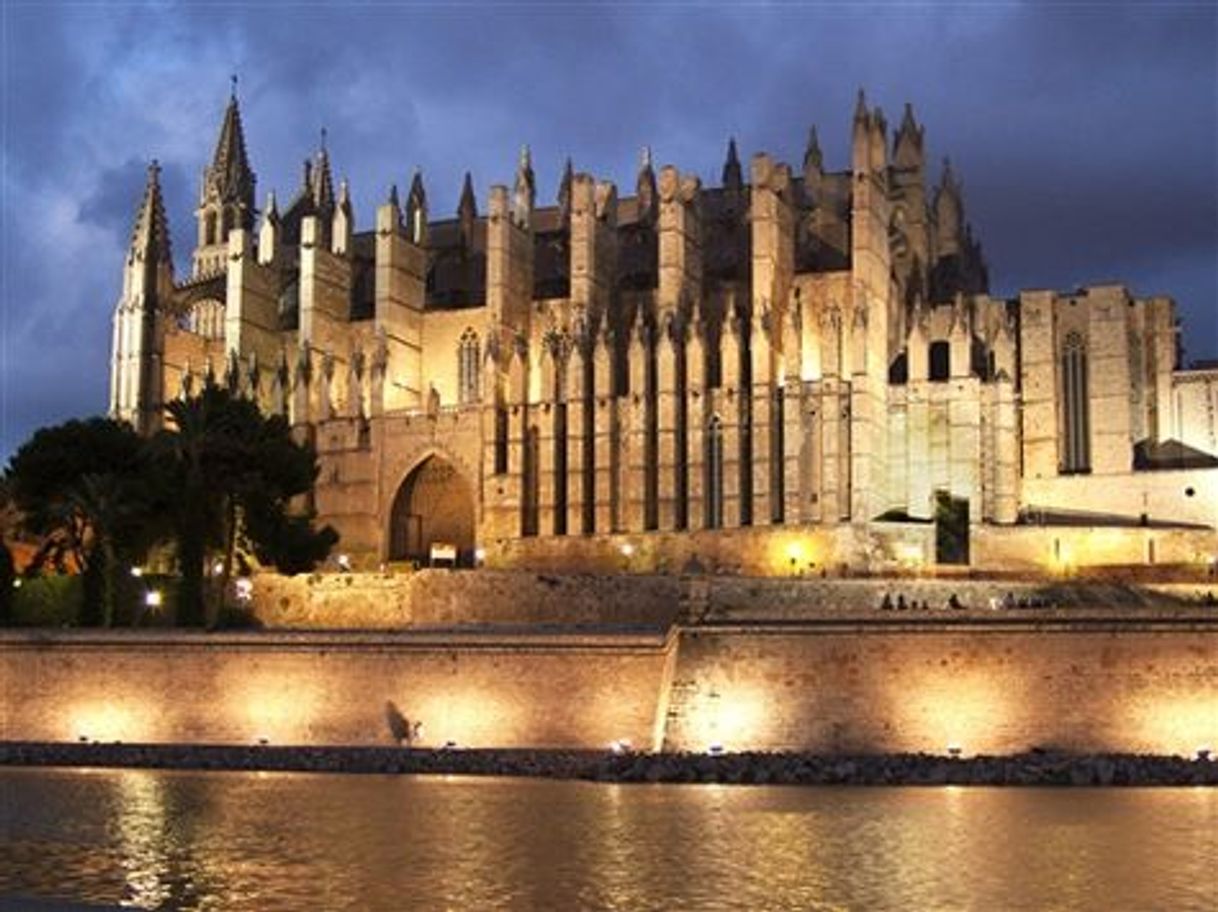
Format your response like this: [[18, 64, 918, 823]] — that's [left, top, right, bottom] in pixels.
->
[[1, 2, 1215, 460]]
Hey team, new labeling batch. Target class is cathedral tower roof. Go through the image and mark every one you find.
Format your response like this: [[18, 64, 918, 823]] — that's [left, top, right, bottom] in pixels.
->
[[206, 87, 255, 209], [129, 160, 173, 266], [722, 137, 743, 191]]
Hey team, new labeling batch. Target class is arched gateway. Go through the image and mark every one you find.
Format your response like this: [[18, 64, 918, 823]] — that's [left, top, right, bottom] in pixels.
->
[[388, 455, 476, 565]]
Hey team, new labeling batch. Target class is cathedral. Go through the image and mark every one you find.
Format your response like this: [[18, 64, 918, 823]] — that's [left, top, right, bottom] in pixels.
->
[[109, 89, 1218, 572]]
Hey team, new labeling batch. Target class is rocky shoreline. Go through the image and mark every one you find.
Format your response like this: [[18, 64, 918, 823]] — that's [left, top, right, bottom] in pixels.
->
[[2, 741, 1215, 786]]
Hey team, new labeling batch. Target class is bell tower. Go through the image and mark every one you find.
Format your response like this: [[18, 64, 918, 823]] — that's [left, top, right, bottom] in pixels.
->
[[193, 79, 256, 277], [110, 161, 174, 434]]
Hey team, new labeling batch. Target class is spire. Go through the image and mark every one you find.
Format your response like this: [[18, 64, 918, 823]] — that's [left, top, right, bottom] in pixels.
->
[[207, 87, 255, 209], [407, 168, 426, 216], [332, 177, 353, 256], [458, 171, 477, 220], [722, 137, 743, 191], [311, 129, 334, 215], [515, 145, 535, 199], [893, 102, 924, 169], [458, 171, 477, 247], [406, 168, 427, 244], [854, 87, 868, 122], [512, 144, 535, 227], [388, 182, 400, 210], [129, 160, 173, 265], [938, 157, 960, 195], [557, 156, 574, 221], [264, 190, 279, 223], [803, 126, 823, 173], [636, 145, 657, 225]]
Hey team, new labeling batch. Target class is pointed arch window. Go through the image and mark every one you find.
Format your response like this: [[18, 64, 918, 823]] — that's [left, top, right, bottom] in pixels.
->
[[706, 414, 725, 529], [1060, 330, 1091, 474], [458, 328, 480, 405]]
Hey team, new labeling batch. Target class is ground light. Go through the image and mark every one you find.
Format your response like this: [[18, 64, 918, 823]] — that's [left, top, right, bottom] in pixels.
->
[[144, 591, 163, 609], [609, 739, 632, 755], [620, 543, 634, 557]]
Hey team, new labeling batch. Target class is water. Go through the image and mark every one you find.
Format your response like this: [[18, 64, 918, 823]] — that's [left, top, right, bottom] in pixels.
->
[[0, 769, 1215, 911]]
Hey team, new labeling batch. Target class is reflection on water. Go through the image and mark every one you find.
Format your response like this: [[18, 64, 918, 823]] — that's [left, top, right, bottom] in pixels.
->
[[0, 768, 1215, 911]]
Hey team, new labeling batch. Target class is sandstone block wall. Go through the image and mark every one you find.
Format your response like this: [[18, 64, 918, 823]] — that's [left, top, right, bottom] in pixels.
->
[[249, 570, 681, 629], [1, 622, 1215, 756], [488, 523, 1218, 578], [0, 630, 672, 751], [662, 624, 1218, 756]]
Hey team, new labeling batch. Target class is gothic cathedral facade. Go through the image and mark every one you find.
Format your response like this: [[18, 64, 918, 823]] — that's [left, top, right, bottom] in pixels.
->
[[110, 90, 1218, 571]]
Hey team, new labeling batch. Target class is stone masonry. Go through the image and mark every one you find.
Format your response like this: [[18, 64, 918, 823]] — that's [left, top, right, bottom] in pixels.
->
[[109, 88, 1218, 570]]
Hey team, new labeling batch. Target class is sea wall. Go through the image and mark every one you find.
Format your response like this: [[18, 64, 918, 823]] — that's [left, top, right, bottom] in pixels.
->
[[0, 630, 673, 751], [1, 620, 1216, 757], [663, 623, 1218, 756]]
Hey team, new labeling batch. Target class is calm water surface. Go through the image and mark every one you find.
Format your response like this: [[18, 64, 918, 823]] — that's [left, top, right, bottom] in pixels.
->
[[0, 768, 1215, 911]]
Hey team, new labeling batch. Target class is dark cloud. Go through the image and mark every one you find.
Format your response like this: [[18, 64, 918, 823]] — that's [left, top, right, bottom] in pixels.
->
[[2, 3, 1215, 459]]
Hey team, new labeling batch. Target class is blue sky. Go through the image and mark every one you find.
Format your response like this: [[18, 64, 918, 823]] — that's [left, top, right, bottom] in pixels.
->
[[2, 1, 1215, 459]]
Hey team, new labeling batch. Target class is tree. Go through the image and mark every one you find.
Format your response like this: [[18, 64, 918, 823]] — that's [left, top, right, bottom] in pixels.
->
[[5, 418, 159, 625], [152, 386, 337, 626]]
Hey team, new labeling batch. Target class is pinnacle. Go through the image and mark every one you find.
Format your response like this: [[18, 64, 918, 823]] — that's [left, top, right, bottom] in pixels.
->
[[208, 88, 255, 207], [458, 171, 477, 219], [129, 157, 173, 265], [722, 136, 743, 189], [804, 126, 822, 170], [312, 139, 335, 213], [558, 156, 574, 208], [409, 167, 426, 205]]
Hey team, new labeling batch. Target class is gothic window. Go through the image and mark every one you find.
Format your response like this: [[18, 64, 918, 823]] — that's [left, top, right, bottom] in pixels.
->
[[929, 341, 950, 381], [457, 328, 480, 405], [204, 212, 217, 246], [189, 299, 225, 340], [706, 414, 725, 529], [1060, 330, 1091, 473]]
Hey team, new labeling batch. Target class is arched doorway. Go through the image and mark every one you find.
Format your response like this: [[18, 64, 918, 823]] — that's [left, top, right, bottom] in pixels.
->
[[388, 455, 476, 565]]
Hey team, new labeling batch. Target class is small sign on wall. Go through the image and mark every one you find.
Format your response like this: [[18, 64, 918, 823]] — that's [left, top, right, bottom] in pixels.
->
[[429, 543, 457, 567]]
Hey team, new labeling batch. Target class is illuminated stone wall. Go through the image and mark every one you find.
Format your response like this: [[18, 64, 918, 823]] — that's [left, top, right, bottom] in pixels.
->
[[662, 624, 1218, 756], [2, 622, 1215, 756], [249, 569, 681, 629], [489, 524, 1217, 578], [0, 630, 673, 751]]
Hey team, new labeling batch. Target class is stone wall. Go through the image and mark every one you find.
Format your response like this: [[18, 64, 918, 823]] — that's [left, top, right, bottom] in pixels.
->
[[249, 570, 681, 629], [487, 523, 1218, 577], [2, 620, 1215, 757], [0, 630, 672, 751], [486, 524, 934, 577], [662, 622, 1218, 756]]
